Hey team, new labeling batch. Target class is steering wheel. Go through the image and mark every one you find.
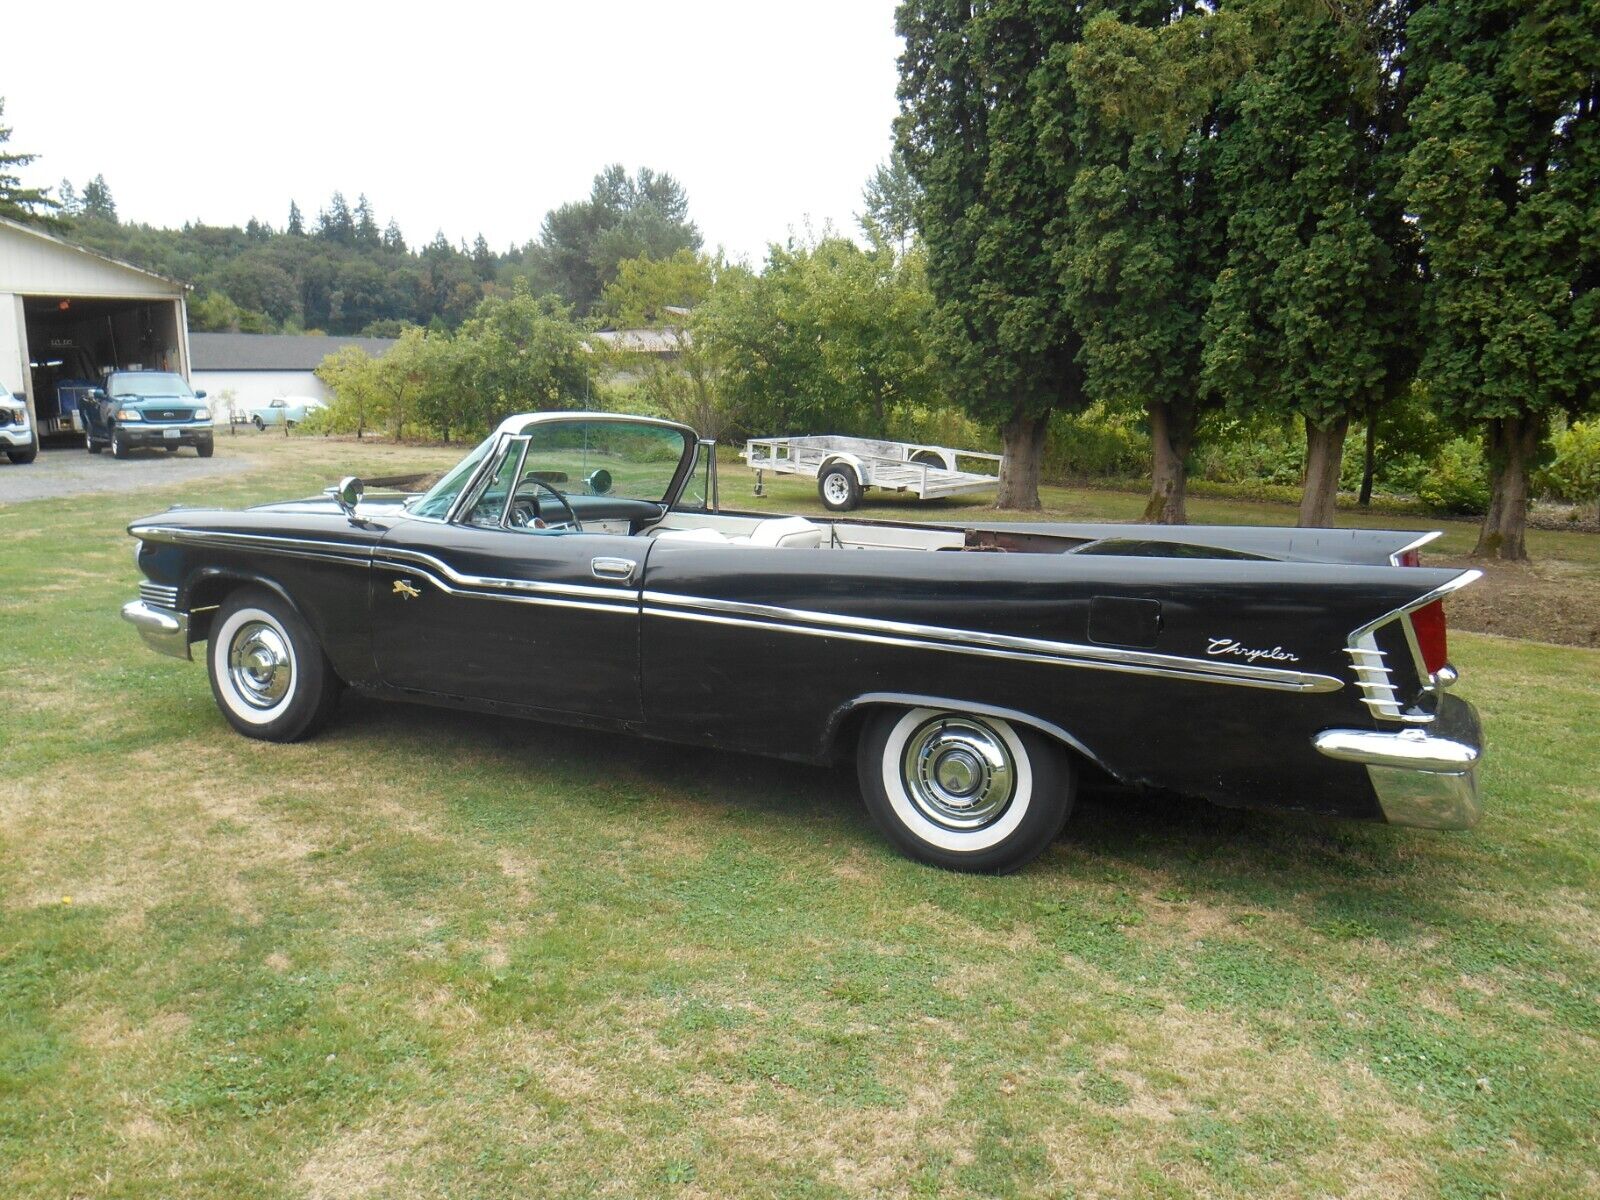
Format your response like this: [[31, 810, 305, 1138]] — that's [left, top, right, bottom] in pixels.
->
[[509, 479, 582, 532]]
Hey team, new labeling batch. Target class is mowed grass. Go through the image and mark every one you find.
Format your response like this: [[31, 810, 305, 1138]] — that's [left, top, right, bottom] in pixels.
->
[[2, 436, 1598, 1199]]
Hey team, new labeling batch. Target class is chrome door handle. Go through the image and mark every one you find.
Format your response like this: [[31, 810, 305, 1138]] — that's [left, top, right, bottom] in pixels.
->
[[590, 557, 635, 582]]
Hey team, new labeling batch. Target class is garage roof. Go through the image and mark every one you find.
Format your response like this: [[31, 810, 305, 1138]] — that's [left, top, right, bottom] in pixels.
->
[[0, 216, 189, 296], [190, 333, 398, 371]]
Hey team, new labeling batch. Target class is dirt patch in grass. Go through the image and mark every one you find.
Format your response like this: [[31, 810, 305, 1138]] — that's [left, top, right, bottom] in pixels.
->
[[1439, 556, 1600, 648]]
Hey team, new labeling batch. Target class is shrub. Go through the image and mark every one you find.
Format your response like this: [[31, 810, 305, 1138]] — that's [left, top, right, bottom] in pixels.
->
[[1413, 437, 1490, 515], [1042, 403, 1149, 481], [885, 404, 995, 453], [1537, 421, 1600, 512]]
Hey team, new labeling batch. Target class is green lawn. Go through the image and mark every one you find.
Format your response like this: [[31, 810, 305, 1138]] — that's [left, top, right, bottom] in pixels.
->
[[2, 436, 1598, 1198]]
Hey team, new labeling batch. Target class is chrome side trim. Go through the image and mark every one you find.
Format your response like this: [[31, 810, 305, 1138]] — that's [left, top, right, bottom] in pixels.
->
[[376, 557, 637, 616], [1344, 568, 1482, 724], [121, 600, 191, 660], [642, 593, 1343, 693], [130, 525, 375, 570]]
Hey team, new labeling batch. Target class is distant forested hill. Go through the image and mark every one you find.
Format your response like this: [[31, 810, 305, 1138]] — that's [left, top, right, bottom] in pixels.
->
[[57, 167, 701, 336]]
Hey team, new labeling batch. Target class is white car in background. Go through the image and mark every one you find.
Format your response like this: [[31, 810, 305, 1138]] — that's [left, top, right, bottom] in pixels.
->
[[249, 396, 327, 429], [1, 382, 36, 465]]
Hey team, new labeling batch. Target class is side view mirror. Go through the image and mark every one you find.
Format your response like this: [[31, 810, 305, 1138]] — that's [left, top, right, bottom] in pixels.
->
[[329, 475, 363, 518], [90, 388, 107, 401], [586, 468, 613, 496], [193, 389, 208, 400], [11, 392, 24, 402]]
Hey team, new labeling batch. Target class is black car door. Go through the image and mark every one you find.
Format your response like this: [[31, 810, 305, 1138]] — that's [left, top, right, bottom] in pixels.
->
[[369, 449, 649, 723]]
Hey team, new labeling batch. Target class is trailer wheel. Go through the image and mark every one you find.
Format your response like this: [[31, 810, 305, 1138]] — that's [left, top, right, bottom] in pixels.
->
[[909, 449, 944, 468], [857, 707, 1073, 873], [819, 464, 862, 512]]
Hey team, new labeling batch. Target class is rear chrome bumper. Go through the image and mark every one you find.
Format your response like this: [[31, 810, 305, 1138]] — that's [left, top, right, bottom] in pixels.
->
[[1314, 695, 1484, 830], [121, 599, 192, 660]]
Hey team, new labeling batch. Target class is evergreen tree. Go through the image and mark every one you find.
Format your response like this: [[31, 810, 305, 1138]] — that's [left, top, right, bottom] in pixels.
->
[[354, 194, 380, 246], [319, 192, 355, 244], [896, 0, 1087, 509], [471, 234, 495, 279], [0, 99, 61, 227], [1402, 0, 1599, 560], [80, 174, 117, 223], [56, 178, 80, 217], [382, 219, 407, 253], [287, 200, 305, 236]]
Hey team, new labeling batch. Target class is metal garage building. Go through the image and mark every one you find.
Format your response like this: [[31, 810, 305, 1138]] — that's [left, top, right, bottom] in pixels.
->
[[190, 332, 396, 421], [0, 216, 191, 454]]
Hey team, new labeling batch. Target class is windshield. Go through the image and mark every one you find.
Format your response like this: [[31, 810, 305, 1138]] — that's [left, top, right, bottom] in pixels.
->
[[109, 372, 194, 400], [504, 419, 692, 506], [411, 435, 495, 519]]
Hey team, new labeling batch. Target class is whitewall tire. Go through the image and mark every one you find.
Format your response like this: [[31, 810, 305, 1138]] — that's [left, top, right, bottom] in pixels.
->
[[207, 587, 342, 742], [858, 707, 1073, 873]]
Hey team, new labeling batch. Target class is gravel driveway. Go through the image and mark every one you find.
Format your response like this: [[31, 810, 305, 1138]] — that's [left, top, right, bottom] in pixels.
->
[[0, 442, 253, 504]]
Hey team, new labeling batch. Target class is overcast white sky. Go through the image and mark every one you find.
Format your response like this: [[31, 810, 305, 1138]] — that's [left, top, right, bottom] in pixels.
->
[[5, 0, 905, 265]]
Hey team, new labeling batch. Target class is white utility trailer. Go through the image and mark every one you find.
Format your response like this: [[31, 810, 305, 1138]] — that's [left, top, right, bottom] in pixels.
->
[[743, 434, 1003, 512]]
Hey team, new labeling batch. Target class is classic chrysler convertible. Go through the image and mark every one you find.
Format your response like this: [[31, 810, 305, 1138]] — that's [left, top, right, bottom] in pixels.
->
[[123, 412, 1484, 872]]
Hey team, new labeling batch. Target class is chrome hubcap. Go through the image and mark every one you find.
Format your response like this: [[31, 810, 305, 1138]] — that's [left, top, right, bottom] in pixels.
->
[[902, 716, 1015, 829], [228, 621, 292, 708]]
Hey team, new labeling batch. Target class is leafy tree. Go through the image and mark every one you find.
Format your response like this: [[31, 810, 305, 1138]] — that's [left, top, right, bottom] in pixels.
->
[[859, 152, 920, 251], [1401, 0, 1599, 560], [315, 344, 384, 438], [530, 166, 702, 315], [456, 283, 590, 426], [80, 174, 117, 223], [0, 100, 62, 227], [601, 249, 717, 326], [896, 0, 1088, 509], [698, 236, 937, 437]]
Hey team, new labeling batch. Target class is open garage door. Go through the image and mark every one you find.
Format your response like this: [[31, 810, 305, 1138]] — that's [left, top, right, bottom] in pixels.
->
[[22, 295, 186, 443]]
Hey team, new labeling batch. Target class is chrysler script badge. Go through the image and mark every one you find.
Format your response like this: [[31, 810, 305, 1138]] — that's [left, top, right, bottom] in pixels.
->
[[1206, 637, 1299, 664], [392, 579, 422, 599]]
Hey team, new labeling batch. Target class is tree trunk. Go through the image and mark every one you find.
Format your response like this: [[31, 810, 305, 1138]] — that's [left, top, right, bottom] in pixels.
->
[[1359, 407, 1377, 507], [1472, 415, 1539, 561], [1298, 414, 1350, 528], [996, 409, 1050, 511], [1142, 400, 1193, 524]]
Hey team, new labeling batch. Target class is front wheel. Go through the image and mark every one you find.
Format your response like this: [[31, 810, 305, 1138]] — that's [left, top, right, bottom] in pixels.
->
[[110, 428, 130, 459], [857, 707, 1073, 873], [207, 587, 343, 742], [196, 440, 215, 458]]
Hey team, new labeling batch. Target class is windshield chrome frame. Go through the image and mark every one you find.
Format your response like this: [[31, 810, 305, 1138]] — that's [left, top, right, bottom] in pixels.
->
[[440, 412, 701, 527]]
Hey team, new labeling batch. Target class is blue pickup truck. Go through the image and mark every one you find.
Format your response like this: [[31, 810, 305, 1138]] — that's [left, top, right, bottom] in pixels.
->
[[80, 371, 214, 459]]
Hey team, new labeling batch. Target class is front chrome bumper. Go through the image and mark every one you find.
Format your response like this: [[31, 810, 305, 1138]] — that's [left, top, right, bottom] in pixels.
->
[[121, 600, 192, 660], [1314, 694, 1484, 830]]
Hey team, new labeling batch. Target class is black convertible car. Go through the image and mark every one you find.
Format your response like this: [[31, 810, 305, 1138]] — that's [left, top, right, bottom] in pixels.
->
[[123, 412, 1484, 872]]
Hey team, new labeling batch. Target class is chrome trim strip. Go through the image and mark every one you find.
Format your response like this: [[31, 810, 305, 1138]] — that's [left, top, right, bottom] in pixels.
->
[[382, 558, 636, 616], [642, 598, 1342, 693], [376, 547, 637, 605], [1388, 530, 1443, 565], [1344, 568, 1482, 724]]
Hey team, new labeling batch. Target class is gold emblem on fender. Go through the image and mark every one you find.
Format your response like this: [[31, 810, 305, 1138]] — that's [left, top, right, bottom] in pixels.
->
[[392, 579, 421, 599]]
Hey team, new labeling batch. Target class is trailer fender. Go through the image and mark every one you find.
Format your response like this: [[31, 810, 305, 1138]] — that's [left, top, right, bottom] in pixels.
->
[[818, 453, 869, 486]]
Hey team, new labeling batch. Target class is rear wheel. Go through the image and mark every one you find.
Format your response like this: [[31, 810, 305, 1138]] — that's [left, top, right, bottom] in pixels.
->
[[85, 429, 102, 454], [253, 416, 265, 431], [207, 587, 343, 742], [818, 464, 862, 512], [857, 707, 1073, 873]]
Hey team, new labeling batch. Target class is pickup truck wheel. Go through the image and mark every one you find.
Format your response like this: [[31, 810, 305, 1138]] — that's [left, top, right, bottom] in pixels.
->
[[858, 707, 1073, 873], [7, 447, 36, 465], [110, 428, 130, 459], [819, 465, 862, 512], [207, 587, 342, 742], [86, 430, 103, 454], [253, 416, 265, 431], [196, 441, 215, 458]]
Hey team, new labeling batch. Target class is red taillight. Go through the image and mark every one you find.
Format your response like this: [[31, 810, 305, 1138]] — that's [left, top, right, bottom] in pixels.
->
[[1395, 549, 1421, 568], [1409, 600, 1449, 676]]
